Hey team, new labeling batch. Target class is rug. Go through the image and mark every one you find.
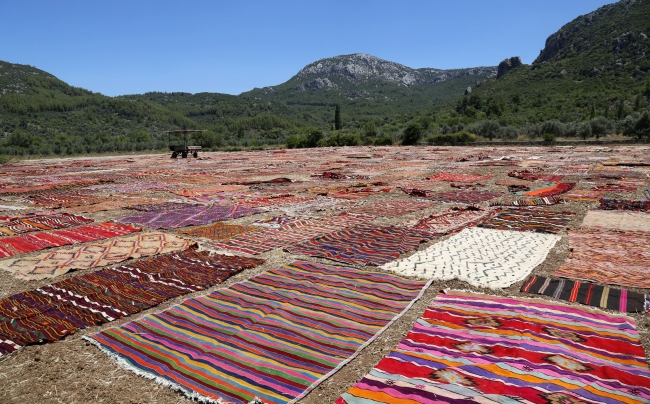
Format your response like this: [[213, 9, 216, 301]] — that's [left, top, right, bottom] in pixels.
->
[[554, 165, 592, 175], [115, 204, 260, 229], [597, 198, 650, 212], [86, 261, 430, 404], [479, 208, 575, 233], [349, 200, 433, 217], [0, 250, 263, 356], [251, 216, 303, 229], [0, 213, 94, 236], [0, 232, 192, 280], [489, 196, 565, 207], [426, 173, 492, 183], [169, 185, 248, 197], [328, 187, 394, 199], [407, 189, 503, 204], [63, 198, 156, 214], [554, 230, 650, 288], [0, 222, 141, 258], [508, 169, 564, 182], [564, 188, 604, 201], [336, 290, 650, 404], [286, 224, 433, 266], [179, 222, 261, 241], [400, 206, 498, 235], [382, 227, 559, 288], [209, 213, 374, 255], [523, 182, 575, 197], [124, 202, 201, 212], [521, 275, 649, 313], [580, 210, 650, 233]]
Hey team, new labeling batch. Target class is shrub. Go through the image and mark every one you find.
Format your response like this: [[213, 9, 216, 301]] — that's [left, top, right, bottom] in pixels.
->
[[0, 155, 11, 165], [374, 135, 394, 146], [402, 123, 423, 145], [285, 135, 307, 149], [543, 133, 557, 142], [426, 131, 476, 145]]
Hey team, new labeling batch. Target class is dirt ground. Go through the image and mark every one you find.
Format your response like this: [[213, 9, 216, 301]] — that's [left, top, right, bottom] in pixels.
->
[[0, 145, 649, 404]]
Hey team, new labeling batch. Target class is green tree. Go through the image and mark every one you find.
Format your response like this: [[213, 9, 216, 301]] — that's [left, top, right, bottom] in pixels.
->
[[590, 104, 595, 119], [362, 121, 377, 138], [334, 104, 341, 130], [402, 123, 422, 145], [617, 100, 625, 120]]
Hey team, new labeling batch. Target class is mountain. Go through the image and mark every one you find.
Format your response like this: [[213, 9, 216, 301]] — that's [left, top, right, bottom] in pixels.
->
[[125, 54, 496, 129], [445, 0, 650, 128]]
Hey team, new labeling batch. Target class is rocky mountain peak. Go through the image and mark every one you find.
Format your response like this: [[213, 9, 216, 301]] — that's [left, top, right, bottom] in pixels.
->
[[292, 53, 496, 90]]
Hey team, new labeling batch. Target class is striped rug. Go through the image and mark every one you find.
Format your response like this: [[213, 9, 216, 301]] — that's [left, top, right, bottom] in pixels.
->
[[337, 290, 650, 403], [0, 250, 263, 356], [86, 261, 429, 404], [286, 224, 434, 266]]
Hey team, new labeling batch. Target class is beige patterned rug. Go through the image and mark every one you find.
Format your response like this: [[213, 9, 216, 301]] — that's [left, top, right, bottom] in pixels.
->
[[0, 233, 191, 280]]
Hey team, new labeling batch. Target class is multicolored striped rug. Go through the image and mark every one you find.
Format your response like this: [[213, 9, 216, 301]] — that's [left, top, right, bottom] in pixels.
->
[[178, 222, 261, 241], [0, 250, 263, 356], [337, 290, 650, 404], [0, 213, 94, 236], [488, 196, 565, 207], [479, 208, 575, 233], [349, 200, 433, 217], [400, 206, 498, 235], [426, 173, 492, 182], [381, 227, 559, 288], [0, 232, 192, 280], [597, 198, 650, 212], [208, 213, 374, 255], [0, 222, 141, 258], [554, 230, 650, 288], [521, 275, 649, 313], [286, 224, 434, 266], [86, 261, 430, 404], [426, 189, 503, 204], [114, 204, 260, 229]]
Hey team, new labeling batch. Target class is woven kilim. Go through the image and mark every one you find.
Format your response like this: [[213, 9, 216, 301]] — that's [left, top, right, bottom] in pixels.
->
[[286, 224, 434, 266], [209, 213, 374, 255], [564, 189, 604, 201], [581, 210, 650, 234], [251, 216, 303, 229], [426, 189, 503, 204], [382, 227, 559, 288], [554, 230, 650, 288], [115, 204, 259, 229], [400, 206, 498, 236], [86, 261, 429, 404], [0, 250, 263, 356], [597, 198, 650, 212], [426, 173, 492, 183], [0, 232, 191, 280], [488, 196, 565, 207], [63, 198, 155, 214], [336, 290, 650, 404], [0, 222, 141, 258], [554, 165, 592, 175], [349, 200, 433, 217], [521, 276, 649, 313], [523, 182, 575, 197], [0, 213, 93, 236], [178, 222, 261, 241], [124, 202, 200, 212], [479, 208, 575, 233], [169, 185, 248, 197]]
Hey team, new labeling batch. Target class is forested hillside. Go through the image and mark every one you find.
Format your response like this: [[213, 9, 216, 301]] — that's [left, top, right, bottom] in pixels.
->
[[1, 0, 649, 157]]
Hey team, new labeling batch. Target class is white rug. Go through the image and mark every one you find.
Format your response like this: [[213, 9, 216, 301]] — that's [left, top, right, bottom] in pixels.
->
[[581, 210, 650, 234], [381, 227, 560, 289]]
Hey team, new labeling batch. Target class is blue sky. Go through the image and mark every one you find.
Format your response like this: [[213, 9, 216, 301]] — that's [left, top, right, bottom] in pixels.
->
[[2, 0, 613, 96]]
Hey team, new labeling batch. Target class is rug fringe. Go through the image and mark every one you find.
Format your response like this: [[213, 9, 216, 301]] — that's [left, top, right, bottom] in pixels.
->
[[82, 336, 234, 404]]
